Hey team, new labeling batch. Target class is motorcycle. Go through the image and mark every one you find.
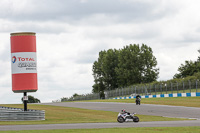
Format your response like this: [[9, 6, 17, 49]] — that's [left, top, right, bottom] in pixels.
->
[[117, 112, 139, 123], [135, 97, 141, 105]]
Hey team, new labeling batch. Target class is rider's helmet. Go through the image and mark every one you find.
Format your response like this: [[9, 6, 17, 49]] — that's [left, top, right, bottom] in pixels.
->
[[121, 109, 126, 113], [136, 95, 140, 98]]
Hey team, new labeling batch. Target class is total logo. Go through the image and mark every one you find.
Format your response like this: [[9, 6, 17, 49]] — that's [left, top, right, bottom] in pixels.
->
[[12, 56, 35, 63], [12, 56, 17, 63]]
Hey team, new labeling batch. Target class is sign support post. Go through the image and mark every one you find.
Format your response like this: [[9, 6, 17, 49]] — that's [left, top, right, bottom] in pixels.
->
[[24, 92, 28, 111]]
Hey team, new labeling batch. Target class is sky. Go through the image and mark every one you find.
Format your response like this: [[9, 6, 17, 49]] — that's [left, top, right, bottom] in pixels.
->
[[0, 0, 200, 104]]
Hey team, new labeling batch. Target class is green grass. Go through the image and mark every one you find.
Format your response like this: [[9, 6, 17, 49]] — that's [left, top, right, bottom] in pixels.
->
[[141, 97, 200, 107], [1, 127, 200, 133], [78, 97, 200, 107], [0, 104, 189, 125], [141, 88, 199, 95]]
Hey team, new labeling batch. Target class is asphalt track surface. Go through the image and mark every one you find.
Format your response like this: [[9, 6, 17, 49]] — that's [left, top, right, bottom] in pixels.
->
[[0, 102, 200, 131]]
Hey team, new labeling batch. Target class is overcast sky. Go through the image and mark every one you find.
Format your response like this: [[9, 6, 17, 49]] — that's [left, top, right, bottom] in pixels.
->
[[0, 0, 200, 104]]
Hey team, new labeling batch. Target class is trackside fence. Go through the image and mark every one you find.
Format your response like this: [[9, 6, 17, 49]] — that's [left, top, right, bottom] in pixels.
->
[[61, 80, 200, 101]]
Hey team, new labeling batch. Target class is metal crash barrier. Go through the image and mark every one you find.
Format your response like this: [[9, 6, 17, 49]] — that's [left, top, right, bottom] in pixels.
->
[[0, 106, 45, 121]]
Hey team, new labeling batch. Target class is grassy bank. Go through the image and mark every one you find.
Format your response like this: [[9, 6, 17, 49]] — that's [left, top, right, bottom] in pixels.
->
[[78, 97, 200, 107], [0, 104, 189, 125], [1, 127, 200, 133]]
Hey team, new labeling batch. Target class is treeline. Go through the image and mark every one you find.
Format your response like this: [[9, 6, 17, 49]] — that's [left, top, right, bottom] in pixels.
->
[[92, 44, 159, 94], [173, 49, 200, 79]]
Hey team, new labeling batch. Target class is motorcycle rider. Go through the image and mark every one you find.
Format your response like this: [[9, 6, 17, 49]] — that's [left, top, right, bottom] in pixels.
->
[[136, 94, 141, 99], [121, 109, 130, 115], [135, 94, 141, 105]]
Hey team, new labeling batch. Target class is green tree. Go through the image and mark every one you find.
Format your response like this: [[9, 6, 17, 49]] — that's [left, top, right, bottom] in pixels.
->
[[101, 49, 119, 90], [92, 44, 159, 92], [116, 44, 159, 87], [139, 44, 159, 83], [92, 49, 119, 93], [174, 60, 200, 79], [92, 51, 106, 93], [72, 93, 80, 97], [174, 49, 200, 79]]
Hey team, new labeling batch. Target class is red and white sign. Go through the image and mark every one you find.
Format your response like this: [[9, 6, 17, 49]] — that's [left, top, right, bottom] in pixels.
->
[[23, 96, 28, 101], [11, 52, 37, 74], [10, 32, 38, 93]]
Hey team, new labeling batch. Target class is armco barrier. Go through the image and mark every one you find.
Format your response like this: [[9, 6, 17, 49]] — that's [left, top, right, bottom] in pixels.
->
[[0, 106, 45, 121], [113, 92, 200, 100]]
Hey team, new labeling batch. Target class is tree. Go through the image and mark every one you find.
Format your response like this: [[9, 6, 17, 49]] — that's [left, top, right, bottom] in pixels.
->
[[73, 93, 80, 97], [173, 60, 200, 79], [92, 44, 159, 92], [92, 51, 107, 93], [21, 95, 41, 103], [139, 44, 159, 83], [174, 49, 200, 79], [116, 44, 159, 87], [101, 49, 119, 90]]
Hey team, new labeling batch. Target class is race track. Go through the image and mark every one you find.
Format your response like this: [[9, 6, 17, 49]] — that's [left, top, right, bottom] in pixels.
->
[[0, 102, 200, 131]]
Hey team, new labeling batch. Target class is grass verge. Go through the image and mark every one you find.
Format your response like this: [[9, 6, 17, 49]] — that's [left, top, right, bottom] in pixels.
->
[[0, 104, 189, 125], [78, 97, 200, 107], [1, 127, 200, 133]]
